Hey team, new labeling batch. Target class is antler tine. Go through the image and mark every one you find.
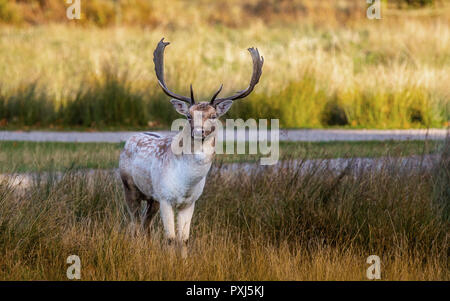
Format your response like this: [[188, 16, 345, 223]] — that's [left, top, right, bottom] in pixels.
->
[[190, 84, 195, 103], [212, 47, 264, 106], [209, 84, 223, 103], [153, 38, 193, 105]]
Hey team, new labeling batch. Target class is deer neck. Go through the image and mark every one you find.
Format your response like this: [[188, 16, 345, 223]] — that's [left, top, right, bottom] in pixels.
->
[[170, 129, 215, 178], [166, 133, 215, 190], [187, 134, 216, 165], [172, 125, 216, 164]]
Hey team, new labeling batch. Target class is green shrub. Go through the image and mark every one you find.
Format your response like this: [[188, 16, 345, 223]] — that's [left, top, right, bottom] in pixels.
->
[[85, 0, 117, 27], [0, 83, 56, 126], [0, 70, 446, 129], [0, 0, 22, 24], [227, 77, 327, 128], [401, 0, 436, 7], [321, 96, 349, 126], [62, 66, 149, 127], [341, 88, 443, 128]]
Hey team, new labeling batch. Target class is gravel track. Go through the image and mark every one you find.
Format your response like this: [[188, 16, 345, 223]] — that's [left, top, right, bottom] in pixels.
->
[[1, 155, 440, 190], [0, 129, 447, 143]]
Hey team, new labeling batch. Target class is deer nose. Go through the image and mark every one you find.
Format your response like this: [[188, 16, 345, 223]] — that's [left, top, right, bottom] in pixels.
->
[[192, 127, 204, 138]]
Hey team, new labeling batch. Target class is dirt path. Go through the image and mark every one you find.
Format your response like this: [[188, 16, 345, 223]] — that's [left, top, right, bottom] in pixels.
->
[[0, 129, 447, 142], [1, 154, 440, 190]]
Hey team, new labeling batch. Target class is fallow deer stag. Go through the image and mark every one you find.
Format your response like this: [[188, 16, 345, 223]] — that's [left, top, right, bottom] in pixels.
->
[[119, 38, 263, 256]]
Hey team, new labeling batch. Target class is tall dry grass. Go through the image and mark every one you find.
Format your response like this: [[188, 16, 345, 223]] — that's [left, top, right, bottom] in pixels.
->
[[0, 146, 448, 280]]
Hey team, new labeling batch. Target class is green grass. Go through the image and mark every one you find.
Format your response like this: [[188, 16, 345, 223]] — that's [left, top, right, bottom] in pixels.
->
[[0, 140, 443, 173]]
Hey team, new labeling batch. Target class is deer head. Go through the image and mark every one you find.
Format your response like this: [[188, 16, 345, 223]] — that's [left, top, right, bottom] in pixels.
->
[[153, 38, 264, 140]]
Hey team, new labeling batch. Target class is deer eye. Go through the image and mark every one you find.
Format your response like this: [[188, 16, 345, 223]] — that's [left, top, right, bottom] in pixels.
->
[[210, 114, 217, 119]]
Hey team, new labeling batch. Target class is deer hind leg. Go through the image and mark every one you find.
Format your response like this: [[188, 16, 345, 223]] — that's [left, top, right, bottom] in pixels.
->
[[143, 198, 160, 230], [120, 173, 144, 222]]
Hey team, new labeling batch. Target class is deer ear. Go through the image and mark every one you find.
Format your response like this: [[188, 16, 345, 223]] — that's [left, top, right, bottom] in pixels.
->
[[215, 100, 233, 117], [170, 99, 190, 116]]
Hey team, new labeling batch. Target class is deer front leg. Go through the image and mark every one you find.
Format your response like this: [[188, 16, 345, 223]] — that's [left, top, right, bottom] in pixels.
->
[[159, 201, 176, 247], [177, 201, 196, 258]]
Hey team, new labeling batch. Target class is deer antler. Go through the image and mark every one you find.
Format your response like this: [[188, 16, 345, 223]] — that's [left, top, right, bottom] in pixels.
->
[[210, 47, 264, 106], [153, 38, 194, 105]]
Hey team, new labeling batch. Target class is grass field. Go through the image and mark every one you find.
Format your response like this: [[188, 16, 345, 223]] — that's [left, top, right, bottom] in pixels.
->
[[0, 0, 449, 282], [0, 140, 448, 280], [0, 139, 444, 172]]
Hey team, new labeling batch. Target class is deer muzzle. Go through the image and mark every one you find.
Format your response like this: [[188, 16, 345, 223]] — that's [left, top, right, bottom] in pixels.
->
[[192, 127, 204, 139]]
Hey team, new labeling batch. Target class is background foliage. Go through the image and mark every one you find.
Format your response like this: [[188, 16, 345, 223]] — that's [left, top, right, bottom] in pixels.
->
[[0, 0, 448, 129]]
